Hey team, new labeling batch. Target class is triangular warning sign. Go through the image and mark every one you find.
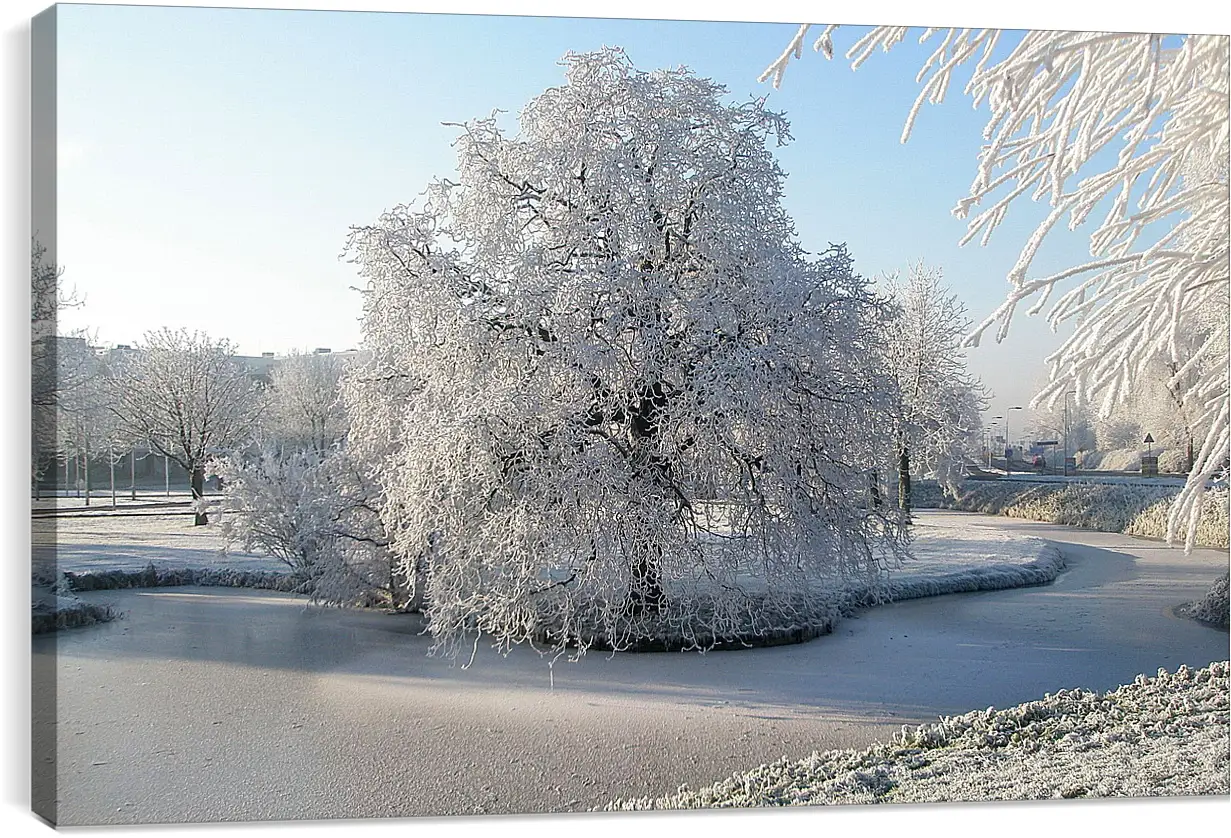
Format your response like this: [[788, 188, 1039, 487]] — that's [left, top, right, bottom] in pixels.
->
[[1143, 433, 1155, 444]]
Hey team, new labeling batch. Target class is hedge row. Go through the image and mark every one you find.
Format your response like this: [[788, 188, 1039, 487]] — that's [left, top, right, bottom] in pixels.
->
[[913, 480, 1229, 549]]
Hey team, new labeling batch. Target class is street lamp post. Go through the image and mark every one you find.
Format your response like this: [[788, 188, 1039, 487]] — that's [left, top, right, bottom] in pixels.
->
[[1007, 406, 1024, 470], [1063, 390, 1076, 476], [989, 416, 1003, 469]]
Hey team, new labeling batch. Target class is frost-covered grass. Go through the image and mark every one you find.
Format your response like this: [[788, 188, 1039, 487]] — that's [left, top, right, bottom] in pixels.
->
[[607, 660, 1230, 808], [1078, 446, 1189, 474], [56, 564, 300, 593], [881, 520, 1063, 601], [914, 480, 1230, 549]]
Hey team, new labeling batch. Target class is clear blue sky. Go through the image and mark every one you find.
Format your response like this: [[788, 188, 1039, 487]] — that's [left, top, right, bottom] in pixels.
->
[[48, 1, 1224, 426]]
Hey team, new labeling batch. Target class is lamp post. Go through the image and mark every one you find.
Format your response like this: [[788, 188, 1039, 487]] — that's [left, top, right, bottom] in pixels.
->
[[989, 416, 1003, 469], [1063, 390, 1076, 476], [1007, 406, 1024, 470]]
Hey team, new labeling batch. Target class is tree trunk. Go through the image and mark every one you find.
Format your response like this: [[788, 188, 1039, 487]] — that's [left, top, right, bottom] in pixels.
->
[[898, 445, 911, 520], [83, 444, 91, 507], [869, 469, 882, 509], [629, 539, 665, 615], [190, 464, 208, 526], [399, 555, 430, 613], [625, 382, 669, 616]]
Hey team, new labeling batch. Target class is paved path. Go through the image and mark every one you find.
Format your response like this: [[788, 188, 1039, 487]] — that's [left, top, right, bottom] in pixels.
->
[[34, 511, 1229, 825]]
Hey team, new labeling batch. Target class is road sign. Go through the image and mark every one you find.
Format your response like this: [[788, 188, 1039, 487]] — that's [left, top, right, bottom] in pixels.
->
[[1143, 433, 1155, 444], [1033, 440, 1059, 446]]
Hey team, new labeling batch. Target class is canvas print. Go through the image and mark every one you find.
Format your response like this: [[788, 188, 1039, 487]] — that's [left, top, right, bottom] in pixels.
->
[[29, 1, 1229, 829]]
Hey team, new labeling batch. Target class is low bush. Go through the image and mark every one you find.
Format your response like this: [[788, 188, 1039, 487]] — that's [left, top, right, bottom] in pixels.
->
[[60, 563, 302, 593], [1184, 573, 1230, 629]]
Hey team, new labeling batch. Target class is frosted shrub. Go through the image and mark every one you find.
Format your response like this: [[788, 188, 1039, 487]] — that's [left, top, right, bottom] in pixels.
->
[[345, 49, 908, 660], [214, 448, 412, 609], [1187, 573, 1230, 629]]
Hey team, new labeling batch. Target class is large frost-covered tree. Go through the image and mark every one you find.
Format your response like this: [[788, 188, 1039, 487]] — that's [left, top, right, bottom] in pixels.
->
[[883, 262, 987, 510], [346, 49, 907, 659], [763, 27, 1229, 548], [106, 329, 265, 525]]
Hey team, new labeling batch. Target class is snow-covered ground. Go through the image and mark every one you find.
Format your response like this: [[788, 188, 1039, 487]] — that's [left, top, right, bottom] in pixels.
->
[[608, 661, 1229, 808], [31, 488, 213, 511], [32, 512, 288, 578], [33, 507, 1053, 585]]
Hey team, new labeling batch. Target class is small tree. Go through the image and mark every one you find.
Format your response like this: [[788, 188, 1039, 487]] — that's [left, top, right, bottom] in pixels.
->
[[30, 239, 84, 411], [262, 351, 350, 454], [55, 350, 123, 506], [883, 262, 988, 511], [107, 328, 264, 525], [346, 49, 906, 659]]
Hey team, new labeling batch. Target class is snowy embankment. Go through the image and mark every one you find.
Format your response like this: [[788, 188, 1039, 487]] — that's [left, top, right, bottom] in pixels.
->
[[1078, 446, 1188, 473], [914, 480, 1230, 549], [998, 473, 1191, 487], [607, 660, 1230, 809]]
